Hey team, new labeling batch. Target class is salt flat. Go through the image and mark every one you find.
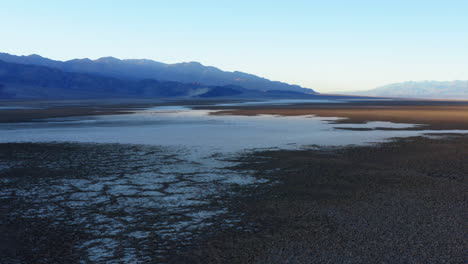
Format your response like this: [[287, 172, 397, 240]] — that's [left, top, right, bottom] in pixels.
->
[[0, 101, 467, 263]]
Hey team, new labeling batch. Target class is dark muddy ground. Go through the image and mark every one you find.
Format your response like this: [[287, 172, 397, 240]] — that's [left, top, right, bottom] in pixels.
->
[[173, 134, 467, 264]]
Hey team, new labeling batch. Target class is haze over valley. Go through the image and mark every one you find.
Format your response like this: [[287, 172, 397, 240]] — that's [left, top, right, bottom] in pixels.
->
[[345, 80, 468, 99]]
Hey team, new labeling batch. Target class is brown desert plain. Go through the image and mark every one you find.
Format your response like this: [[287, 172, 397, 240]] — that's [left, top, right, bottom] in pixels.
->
[[207, 100, 468, 130]]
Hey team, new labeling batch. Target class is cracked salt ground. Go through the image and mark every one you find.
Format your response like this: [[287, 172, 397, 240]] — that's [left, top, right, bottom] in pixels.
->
[[0, 143, 267, 263]]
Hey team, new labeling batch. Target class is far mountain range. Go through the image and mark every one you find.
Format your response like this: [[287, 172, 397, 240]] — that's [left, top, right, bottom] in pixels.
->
[[0, 52, 466, 100], [0, 52, 317, 99], [348, 81, 468, 99]]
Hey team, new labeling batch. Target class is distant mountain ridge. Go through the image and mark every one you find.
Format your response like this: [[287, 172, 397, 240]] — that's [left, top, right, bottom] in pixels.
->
[[0, 52, 314, 93], [0, 60, 230, 98], [350, 81, 468, 99], [0, 60, 324, 99]]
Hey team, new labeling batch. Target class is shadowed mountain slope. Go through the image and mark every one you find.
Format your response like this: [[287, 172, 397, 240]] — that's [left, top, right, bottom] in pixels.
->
[[0, 53, 315, 94], [0, 60, 325, 99]]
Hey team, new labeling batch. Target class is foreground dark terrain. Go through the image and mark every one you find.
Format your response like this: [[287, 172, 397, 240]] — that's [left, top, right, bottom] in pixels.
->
[[175, 134, 467, 263], [0, 134, 466, 263]]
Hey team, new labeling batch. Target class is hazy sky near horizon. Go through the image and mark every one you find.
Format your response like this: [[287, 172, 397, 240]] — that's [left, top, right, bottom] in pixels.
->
[[1, 0, 467, 92]]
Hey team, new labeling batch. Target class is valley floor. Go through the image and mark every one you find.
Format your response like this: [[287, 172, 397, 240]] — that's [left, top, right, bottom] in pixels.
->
[[0, 99, 466, 263]]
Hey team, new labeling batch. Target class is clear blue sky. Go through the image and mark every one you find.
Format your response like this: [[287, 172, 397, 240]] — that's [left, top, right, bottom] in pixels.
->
[[1, 0, 467, 92]]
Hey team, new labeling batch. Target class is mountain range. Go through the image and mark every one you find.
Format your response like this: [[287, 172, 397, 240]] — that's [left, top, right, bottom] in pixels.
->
[[350, 81, 468, 99], [0, 52, 313, 95], [1, 52, 465, 100], [0, 59, 325, 99]]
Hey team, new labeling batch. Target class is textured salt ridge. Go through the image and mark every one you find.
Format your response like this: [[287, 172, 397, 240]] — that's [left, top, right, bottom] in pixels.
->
[[0, 144, 267, 263]]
